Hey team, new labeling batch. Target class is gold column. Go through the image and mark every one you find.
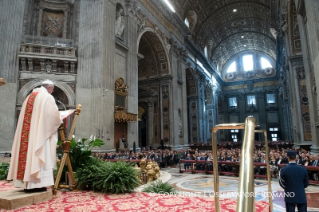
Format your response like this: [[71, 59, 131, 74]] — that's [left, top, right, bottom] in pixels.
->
[[236, 117, 256, 212]]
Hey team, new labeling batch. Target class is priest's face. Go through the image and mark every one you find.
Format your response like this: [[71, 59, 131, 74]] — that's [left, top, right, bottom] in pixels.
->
[[47, 85, 54, 94]]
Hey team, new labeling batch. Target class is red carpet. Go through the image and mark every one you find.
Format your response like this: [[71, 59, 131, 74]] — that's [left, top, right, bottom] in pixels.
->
[[0, 181, 269, 212]]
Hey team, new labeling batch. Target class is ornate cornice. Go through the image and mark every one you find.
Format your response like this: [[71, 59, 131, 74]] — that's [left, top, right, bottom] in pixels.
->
[[126, 0, 139, 19], [149, 0, 191, 37]]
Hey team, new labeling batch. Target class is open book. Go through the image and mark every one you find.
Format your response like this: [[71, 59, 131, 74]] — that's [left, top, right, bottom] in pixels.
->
[[59, 110, 75, 120]]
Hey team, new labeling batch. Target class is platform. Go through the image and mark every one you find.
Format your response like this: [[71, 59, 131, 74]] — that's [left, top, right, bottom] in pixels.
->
[[0, 189, 52, 210]]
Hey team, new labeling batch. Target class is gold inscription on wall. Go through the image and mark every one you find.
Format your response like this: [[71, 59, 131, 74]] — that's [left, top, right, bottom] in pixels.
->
[[222, 81, 278, 90]]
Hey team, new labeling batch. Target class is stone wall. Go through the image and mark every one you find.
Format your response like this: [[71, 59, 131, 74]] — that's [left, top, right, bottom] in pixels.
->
[[0, 0, 26, 152]]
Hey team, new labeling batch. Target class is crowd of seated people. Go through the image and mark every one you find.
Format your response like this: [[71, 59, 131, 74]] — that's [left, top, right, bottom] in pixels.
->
[[91, 144, 319, 181], [91, 148, 181, 169], [189, 140, 294, 150], [179, 146, 319, 181]]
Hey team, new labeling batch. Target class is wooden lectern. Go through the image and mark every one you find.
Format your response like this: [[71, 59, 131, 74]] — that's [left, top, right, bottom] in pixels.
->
[[53, 104, 82, 197]]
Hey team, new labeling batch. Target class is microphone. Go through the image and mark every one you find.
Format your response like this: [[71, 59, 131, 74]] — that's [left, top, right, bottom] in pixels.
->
[[55, 98, 66, 110]]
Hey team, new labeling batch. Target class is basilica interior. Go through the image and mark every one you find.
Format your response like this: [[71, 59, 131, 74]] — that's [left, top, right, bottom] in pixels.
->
[[1, 0, 319, 153], [1, 0, 319, 211], [0, 0, 317, 153]]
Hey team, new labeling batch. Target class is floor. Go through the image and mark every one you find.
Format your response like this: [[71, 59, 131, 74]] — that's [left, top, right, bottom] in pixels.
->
[[162, 167, 319, 212]]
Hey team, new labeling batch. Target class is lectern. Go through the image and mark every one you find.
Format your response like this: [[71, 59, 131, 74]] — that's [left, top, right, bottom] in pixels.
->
[[53, 104, 82, 197]]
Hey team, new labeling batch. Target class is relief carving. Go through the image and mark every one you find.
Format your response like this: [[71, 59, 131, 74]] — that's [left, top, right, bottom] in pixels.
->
[[43, 12, 64, 37], [115, 77, 128, 96]]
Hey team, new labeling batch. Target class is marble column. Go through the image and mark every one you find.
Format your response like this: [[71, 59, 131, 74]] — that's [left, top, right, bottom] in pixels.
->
[[21, 58, 27, 71], [64, 62, 69, 73], [40, 60, 45, 72], [288, 56, 305, 148], [76, 0, 116, 150], [146, 101, 154, 147], [37, 7, 43, 36], [0, 0, 26, 151], [125, 0, 139, 149], [63, 10, 68, 39], [52, 60, 57, 72], [28, 59, 33, 71], [297, 0, 319, 153]]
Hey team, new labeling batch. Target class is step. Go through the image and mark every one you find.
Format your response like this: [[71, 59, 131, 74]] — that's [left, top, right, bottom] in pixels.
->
[[0, 189, 52, 210]]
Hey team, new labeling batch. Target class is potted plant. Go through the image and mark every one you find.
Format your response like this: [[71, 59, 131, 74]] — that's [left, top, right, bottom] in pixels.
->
[[55, 135, 104, 184], [0, 163, 9, 180]]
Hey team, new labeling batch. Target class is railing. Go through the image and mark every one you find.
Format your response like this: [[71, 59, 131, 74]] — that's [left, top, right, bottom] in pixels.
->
[[179, 160, 319, 183], [22, 35, 74, 47], [20, 44, 76, 57]]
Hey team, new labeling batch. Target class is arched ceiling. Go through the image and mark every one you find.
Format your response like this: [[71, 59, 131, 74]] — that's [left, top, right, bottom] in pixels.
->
[[173, 0, 278, 71]]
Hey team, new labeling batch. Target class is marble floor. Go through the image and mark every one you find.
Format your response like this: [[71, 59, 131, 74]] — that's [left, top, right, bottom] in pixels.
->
[[162, 167, 319, 212]]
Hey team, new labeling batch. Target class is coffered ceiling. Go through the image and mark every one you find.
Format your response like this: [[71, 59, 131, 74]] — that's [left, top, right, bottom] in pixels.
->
[[173, 0, 278, 72]]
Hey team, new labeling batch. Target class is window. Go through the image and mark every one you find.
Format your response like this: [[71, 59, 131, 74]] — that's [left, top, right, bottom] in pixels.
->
[[232, 135, 237, 139], [227, 61, 236, 73], [261, 57, 272, 69], [204, 46, 208, 57], [184, 18, 189, 27], [247, 95, 256, 106], [269, 128, 278, 131], [266, 94, 276, 104], [229, 97, 237, 107], [271, 133, 278, 141], [231, 129, 239, 133], [243, 55, 253, 71]]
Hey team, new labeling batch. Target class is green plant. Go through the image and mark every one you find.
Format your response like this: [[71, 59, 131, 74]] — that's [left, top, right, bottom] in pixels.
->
[[57, 136, 104, 172], [76, 157, 140, 193], [0, 163, 9, 180], [142, 180, 177, 194]]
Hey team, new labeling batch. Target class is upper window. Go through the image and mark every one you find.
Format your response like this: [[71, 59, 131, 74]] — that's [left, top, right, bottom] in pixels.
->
[[229, 97, 237, 107], [227, 61, 236, 73], [243, 55, 253, 71], [261, 57, 272, 69], [269, 128, 278, 131], [247, 95, 256, 106], [184, 18, 189, 27], [204, 46, 208, 58], [266, 94, 276, 104]]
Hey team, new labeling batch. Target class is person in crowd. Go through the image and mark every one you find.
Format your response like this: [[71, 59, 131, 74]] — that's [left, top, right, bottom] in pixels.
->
[[207, 153, 213, 171], [279, 150, 308, 212], [184, 154, 192, 170], [270, 156, 278, 178], [304, 156, 311, 166]]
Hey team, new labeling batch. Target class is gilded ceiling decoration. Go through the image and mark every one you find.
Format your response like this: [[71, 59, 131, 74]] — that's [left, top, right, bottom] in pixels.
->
[[173, 0, 278, 76]]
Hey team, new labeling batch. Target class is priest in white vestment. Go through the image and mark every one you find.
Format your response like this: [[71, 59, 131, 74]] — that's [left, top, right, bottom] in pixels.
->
[[7, 79, 62, 191]]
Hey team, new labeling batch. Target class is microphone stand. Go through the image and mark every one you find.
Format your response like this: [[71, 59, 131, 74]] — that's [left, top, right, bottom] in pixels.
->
[[56, 99, 67, 110]]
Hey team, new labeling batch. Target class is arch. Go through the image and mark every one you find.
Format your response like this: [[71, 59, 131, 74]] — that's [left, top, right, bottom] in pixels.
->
[[137, 27, 171, 76], [17, 79, 75, 106]]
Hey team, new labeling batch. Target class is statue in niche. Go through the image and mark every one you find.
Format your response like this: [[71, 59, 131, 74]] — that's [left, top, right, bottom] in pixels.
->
[[138, 17, 147, 32], [45, 60, 52, 73], [115, 9, 125, 37]]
